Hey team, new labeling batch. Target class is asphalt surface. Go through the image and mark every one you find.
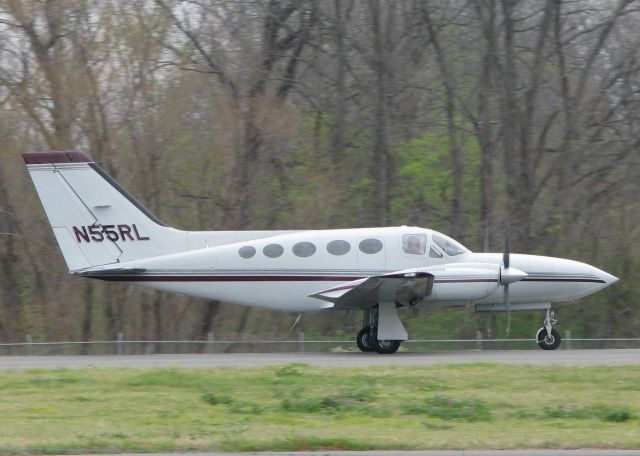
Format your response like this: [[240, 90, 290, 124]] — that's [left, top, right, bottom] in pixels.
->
[[65, 451, 640, 456], [1, 349, 638, 370]]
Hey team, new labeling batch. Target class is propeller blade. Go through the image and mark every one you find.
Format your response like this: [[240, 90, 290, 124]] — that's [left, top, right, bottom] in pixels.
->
[[503, 230, 510, 269], [502, 224, 512, 337], [504, 283, 511, 338]]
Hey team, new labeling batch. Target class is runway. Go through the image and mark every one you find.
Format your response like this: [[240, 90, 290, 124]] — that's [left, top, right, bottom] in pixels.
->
[[1, 349, 638, 370], [66, 451, 640, 456]]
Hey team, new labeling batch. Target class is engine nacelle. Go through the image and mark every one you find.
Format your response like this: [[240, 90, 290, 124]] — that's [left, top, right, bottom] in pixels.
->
[[424, 263, 500, 302]]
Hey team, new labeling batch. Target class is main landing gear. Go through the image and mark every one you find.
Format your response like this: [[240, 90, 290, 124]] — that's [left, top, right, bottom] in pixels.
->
[[536, 308, 561, 350], [356, 305, 403, 354]]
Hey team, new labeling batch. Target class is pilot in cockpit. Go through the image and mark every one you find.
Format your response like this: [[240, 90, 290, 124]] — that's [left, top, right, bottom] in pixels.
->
[[404, 235, 424, 255]]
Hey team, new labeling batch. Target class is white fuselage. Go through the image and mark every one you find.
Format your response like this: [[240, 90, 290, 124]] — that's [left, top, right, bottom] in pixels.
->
[[87, 226, 616, 312]]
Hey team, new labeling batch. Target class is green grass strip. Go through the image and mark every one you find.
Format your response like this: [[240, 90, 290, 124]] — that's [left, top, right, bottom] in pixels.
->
[[0, 363, 639, 453]]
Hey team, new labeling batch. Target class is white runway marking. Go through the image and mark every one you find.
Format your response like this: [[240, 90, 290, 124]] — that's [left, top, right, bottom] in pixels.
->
[[1, 349, 638, 370]]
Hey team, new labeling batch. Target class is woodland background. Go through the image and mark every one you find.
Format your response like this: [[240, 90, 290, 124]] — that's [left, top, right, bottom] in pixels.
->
[[0, 0, 639, 347]]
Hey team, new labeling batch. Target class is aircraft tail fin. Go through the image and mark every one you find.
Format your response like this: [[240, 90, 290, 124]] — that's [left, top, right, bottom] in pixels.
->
[[23, 151, 186, 271]]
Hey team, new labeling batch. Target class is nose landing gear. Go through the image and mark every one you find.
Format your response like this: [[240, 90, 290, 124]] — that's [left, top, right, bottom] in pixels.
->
[[536, 308, 561, 350]]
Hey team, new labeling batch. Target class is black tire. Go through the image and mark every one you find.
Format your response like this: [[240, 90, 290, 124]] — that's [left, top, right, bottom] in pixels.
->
[[537, 328, 561, 350], [356, 327, 376, 352], [373, 337, 401, 354]]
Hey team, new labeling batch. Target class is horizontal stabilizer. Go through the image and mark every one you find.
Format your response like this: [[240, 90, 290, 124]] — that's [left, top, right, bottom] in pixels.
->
[[72, 267, 146, 276]]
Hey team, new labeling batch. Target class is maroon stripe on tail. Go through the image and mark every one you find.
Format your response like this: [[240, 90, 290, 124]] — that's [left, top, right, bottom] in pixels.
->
[[23, 150, 93, 164]]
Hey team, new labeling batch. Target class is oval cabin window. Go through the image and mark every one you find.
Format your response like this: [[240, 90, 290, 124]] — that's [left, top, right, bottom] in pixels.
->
[[238, 246, 256, 259], [327, 240, 351, 256], [263, 244, 284, 258], [292, 242, 316, 257], [359, 238, 383, 254]]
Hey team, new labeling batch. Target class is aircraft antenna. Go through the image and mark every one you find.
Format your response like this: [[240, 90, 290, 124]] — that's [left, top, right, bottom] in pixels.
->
[[290, 313, 303, 332]]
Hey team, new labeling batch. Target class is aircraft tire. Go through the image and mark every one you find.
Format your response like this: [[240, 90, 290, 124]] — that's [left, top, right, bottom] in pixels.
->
[[373, 338, 401, 354], [356, 328, 376, 352], [537, 327, 561, 350]]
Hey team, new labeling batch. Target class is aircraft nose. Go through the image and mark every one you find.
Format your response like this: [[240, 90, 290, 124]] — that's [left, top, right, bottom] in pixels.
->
[[548, 257, 619, 299], [593, 267, 619, 286]]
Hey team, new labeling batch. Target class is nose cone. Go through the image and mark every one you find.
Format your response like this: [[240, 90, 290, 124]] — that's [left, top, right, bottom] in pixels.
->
[[549, 257, 619, 300], [593, 267, 619, 286]]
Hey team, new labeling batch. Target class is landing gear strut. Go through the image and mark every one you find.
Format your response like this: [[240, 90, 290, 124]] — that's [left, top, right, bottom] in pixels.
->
[[356, 306, 402, 354], [536, 308, 561, 350]]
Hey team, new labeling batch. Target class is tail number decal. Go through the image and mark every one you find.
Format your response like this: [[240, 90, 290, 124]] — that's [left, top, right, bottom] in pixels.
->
[[73, 224, 150, 243]]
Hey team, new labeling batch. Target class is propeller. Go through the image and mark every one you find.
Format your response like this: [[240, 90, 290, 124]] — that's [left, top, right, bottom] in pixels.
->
[[499, 227, 527, 337], [502, 235, 512, 337]]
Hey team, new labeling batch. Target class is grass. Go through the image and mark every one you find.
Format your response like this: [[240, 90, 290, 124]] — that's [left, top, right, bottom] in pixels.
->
[[0, 363, 639, 453], [406, 396, 492, 421]]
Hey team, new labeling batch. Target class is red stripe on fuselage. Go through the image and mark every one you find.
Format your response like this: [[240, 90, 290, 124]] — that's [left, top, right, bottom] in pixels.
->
[[88, 275, 500, 283], [85, 275, 605, 284], [88, 275, 366, 282], [522, 278, 605, 283]]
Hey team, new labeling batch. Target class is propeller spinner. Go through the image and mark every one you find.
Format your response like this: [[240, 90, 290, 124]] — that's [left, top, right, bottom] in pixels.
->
[[500, 234, 527, 337]]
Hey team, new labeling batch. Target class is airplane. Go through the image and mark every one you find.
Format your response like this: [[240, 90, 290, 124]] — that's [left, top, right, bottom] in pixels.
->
[[23, 151, 619, 354]]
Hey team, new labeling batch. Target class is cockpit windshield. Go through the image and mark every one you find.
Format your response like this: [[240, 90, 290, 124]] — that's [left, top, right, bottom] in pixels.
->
[[432, 233, 469, 256]]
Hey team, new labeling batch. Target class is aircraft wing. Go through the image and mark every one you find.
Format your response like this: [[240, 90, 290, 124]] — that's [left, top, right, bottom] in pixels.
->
[[309, 271, 434, 310]]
